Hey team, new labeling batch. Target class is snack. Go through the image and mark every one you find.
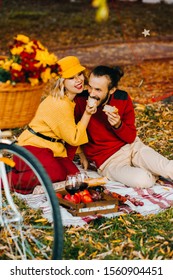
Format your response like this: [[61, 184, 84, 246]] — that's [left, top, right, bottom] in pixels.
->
[[103, 104, 117, 113], [87, 96, 97, 108], [84, 177, 108, 187]]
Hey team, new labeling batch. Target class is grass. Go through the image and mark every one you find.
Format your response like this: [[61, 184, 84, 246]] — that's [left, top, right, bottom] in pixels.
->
[[0, 0, 172, 260], [63, 208, 173, 260]]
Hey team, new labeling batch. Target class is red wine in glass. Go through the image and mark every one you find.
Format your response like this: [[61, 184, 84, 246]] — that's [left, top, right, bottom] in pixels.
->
[[76, 172, 89, 191], [65, 185, 79, 195], [65, 175, 80, 194]]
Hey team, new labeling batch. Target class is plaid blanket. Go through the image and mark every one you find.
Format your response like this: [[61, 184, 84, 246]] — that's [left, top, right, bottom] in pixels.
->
[[20, 167, 173, 227]]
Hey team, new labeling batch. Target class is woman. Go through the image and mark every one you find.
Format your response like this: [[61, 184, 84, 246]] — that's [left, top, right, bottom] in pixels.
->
[[12, 56, 96, 194]]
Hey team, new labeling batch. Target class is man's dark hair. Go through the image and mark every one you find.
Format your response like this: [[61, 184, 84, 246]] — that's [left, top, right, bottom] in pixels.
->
[[91, 66, 124, 90]]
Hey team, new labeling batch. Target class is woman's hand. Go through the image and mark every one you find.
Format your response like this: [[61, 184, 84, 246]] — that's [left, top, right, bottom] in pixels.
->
[[80, 101, 97, 128], [85, 103, 97, 115], [105, 111, 122, 129]]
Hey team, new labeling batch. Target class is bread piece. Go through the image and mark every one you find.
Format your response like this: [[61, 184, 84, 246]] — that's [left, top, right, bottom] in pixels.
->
[[87, 97, 97, 108], [84, 177, 108, 187], [103, 104, 116, 113]]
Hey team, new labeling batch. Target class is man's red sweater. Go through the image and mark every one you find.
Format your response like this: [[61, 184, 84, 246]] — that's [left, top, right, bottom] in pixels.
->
[[74, 89, 137, 168]]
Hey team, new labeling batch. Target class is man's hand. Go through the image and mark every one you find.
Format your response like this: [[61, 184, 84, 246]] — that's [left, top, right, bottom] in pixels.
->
[[79, 151, 97, 171], [105, 111, 122, 128], [79, 152, 89, 170]]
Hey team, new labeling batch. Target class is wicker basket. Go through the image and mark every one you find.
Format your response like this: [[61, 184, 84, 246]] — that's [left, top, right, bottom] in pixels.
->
[[0, 82, 44, 129]]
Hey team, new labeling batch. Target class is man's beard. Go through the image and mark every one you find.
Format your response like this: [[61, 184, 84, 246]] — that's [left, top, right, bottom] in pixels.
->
[[98, 91, 110, 107]]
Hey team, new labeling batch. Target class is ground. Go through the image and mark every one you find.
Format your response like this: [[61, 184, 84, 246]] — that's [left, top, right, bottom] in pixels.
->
[[0, 0, 173, 103], [0, 0, 173, 260], [1, 0, 173, 49], [1, 0, 172, 150]]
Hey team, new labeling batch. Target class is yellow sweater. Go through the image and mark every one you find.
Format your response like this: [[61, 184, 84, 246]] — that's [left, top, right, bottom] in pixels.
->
[[18, 95, 88, 157]]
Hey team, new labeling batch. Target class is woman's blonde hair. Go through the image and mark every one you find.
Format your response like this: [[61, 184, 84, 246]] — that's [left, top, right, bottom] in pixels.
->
[[49, 77, 65, 99]]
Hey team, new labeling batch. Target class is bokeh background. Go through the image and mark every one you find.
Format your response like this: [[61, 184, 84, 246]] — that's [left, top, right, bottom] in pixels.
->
[[0, 0, 173, 103]]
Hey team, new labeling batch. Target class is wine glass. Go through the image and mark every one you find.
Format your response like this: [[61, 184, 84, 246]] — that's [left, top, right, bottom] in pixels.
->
[[65, 175, 80, 195], [76, 171, 89, 191]]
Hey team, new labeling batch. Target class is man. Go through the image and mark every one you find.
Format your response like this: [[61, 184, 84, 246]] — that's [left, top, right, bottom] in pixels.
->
[[73, 65, 173, 188]]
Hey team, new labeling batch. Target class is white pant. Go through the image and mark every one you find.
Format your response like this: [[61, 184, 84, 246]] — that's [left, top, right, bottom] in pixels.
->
[[98, 137, 173, 188]]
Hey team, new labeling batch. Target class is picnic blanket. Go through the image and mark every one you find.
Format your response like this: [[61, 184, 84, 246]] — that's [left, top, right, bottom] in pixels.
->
[[18, 166, 173, 227]]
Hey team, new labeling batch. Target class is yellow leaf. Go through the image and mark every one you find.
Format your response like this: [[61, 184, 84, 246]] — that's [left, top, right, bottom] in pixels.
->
[[112, 239, 122, 243], [140, 237, 143, 247], [35, 218, 47, 223], [45, 236, 53, 241], [135, 104, 146, 111], [159, 247, 165, 254], [78, 250, 86, 259], [127, 228, 136, 234], [89, 251, 98, 258], [0, 157, 15, 167]]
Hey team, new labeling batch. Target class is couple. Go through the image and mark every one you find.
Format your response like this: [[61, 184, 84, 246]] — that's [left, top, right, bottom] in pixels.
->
[[13, 56, 173, 193]]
